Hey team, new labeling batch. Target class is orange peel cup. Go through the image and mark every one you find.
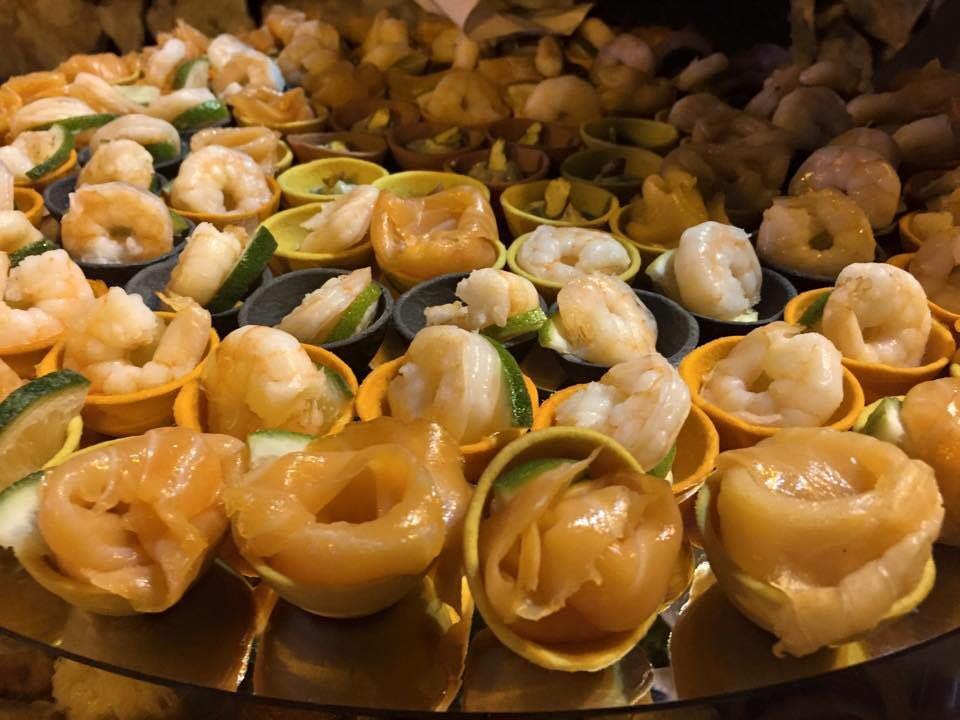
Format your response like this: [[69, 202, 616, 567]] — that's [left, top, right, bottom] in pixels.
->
[[14, 150, 77, 191], [784, 288, 956, 403], [356, 356, 540, 482], [679, 336, 866, 451], [174, 343, 357, 436], [37, 311, 219, 437], [886, 253, 960, 333], [169, 175, 282, 231], [14, 187, 44, 227]]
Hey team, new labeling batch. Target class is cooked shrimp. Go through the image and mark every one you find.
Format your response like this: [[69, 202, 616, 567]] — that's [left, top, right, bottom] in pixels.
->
[[0, 358, 23, 401], [822, 263, 932, 368], [9, 96, 96, 138], [745, 64, 803, 118], [170, 145, 272, 215], [189, 126, 281, 175], [672, 221, 761, 321], [277, 21, 341, 86], [521, 75, 602, 126], [0, 128, 68, 179], [67, 73, 141, 115], [143, 37, 188, 89], [265, 4, 306, 45], [89, 114, 180, 155], [799, 23, 872, 95], [0, 165, 13, 212], [57, 52, 139, 83], [278, 267, 373, 342], [2, 71, 66, 106], [829, 127, 900, 168], [207, 34, 255, 71], [893, 115, 959, 169], [299, 186, 379, 253], [61, 182, 174, 263], [847, 61, 960, 125], [424, 268, 539, 331], [555, 353, 691, 471], [5, 249, 94, 327], [550, 274, 657, 366], [516, 226, 631, 285], [77, 139, 154, 189], [771, 87, 852, 151], [909, 230, 960, 313], [201, 325, 347, 439], [212, 51, 284, 98], [674, 53, 729, 92], [535, 36, 563, 78], [0, 210, 42, 250], [757, 189, 875, 278], [789, 145, 901, 230], [701, 322, 844, 427], [166, 223, 246, 306], [0, 253, 64, 351], [145, 88, 218, 123]]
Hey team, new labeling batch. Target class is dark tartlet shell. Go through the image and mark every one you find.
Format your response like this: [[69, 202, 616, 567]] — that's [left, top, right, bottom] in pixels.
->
[[330, 98, 421, 134], [485, 118, 582, 170], [286, 131, 389, 165], [388, 122, 488, 171], [445, 146, 550, 206]]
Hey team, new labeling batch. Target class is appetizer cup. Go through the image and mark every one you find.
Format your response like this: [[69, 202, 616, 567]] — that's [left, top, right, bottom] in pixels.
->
[[43, 171, 168, 222], [784, 289, 956, 402], [445, 146, 551, 207], [500, 180, 619, 240], [679, 336, 866, 450], [277, 157, 389, 206], [275, 140, 294, 175], [262, 202, 374, 273], [506, 230, 640, 302], [238, 268, 393, 373], [174, 343, 358, 436], [77, 138, 189, 179], [356, 356, 540, 482], [14, 187, 44, 227], [234, 105, 329, 136], [286, 130, 389, 165], [561, 147, 663, 204], [14, 149, 77, 191], [580, 117, 679, 154], [331, 98, 421, 134], [381, 238, 507, 293], [37, 312, 219, 437], [609, 204, 675, 268], [757, 246, 888, 295], [372, 170, 490, 199], [388, 122, 488, 171], [169, 175, 282, 231], [886, 253, 960, 332], [486, 118, 581, 170]]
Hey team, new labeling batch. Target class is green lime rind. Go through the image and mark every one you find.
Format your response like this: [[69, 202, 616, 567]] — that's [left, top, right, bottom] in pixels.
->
[[143, 141, 181, 164], [482, 335, 533, 428], [857, 396, 906, 446], [0, 370, 89, 432], [319, 365, 354, 400], [799, 292, 831, 328], [495, 457, 572, 500], [206, 227, 278, 314], [37, 114, 117, 134], [25, 124, 74, 181], [247, 429, 316, 466], [9, 239, 57, 267], [169, 210, 190, 237], [648, 444, 676, 479], [482, 307, 548, 342], [173, 57, 211, 90], [325, 284, 382, 343], [172, 100, 229, 132], [0, 471, 43, 550]]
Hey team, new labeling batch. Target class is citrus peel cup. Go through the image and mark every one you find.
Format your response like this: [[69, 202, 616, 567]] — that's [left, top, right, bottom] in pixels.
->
[[169, 175, 282, 231], [277, 157, 389, 206], [499, 180, 619, 240], [886, 253, 960, 332], [14, 187, 43, 227], [262, 202, 374, 274], [14, 149, 77, 191]]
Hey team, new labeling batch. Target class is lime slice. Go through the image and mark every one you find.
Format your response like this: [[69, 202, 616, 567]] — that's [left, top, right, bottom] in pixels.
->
[[0, 370, 89, 493], [115, 84, 161, 105], [206, 226, 278, 314], [0, 471, 42, 550], [169, 209, 190, 237], [799, 292, 831, 327], [648, 444, 676, 478], [482, 307, 547, 343], [38, 113, 117, 134], [25, 124, 74, 181], [143, 140, 181, 164], [173, 57, 211, 90], [247, 429, 315, 467], [483, 335, 533, 428], [494, 457, 572, 502], [172, 99, 229, 132], [645, 249, 679, 296], [324, 283, 382, 343], [855, 396, 906, 446], [320, 365, 354, 400], [9, 238, 57, 267], [538, 315, 573, 355]]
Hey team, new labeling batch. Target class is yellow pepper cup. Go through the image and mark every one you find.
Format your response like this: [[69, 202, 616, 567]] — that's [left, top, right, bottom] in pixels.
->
[[173, 343, 357, 436], [506, 230, 640, 302], [36, 312, 219, 437], [234, 105, 330, 137], [278, 157, 389, 206], [15, 150, 77, 192], [261, 202, 374, 274], [887, 253, 960, 333], [679, 335, 866, 451], [784, 288, 956, 403], [579, 117, 679, 154], [356, 356, 539, 482], [499, 180, 619, 240], [14, 187, 43, 227], [274, 140, 293, 175]]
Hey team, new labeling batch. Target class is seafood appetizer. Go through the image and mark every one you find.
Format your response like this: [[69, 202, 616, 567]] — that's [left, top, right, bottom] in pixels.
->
[[61, 182, 174, 263], [226, 417, 470, 617], [89, 114, 181, 164], [424, 268, 546, 341], [554, 353, 691, 472], [0, 427, 246, 615], [0, 125, 73, 183], [908, 228, 960, 313], [8, 97, 100, 139], [524, 178, 594, 224], [58, 51, 139, 84], [821, 263, 931, 368], [387, 325, 533, 445], [522, 75, 603, 126], [902, 211, 956, 248], [76, 139, 155, 190], [757, 189, 875, 279], [0, 209, 45, 255], [200, 325, 351, 439], [698, 428, 943, 657], [700, 322, 844, 428], [278, 267, 382, 344], [145, 88, 229, 132], [190, 125, 282, 175], [539, 275, 657, 366], [466, 140, 523, 184], [623, 169, 727, 249], [515, 226, 631, 285], [170, 145, 273, 215], [228, 86, 316, 126], [370, 185, 500, 283], [406, 126, 470, 155], [208, 35, 284, 98], [298, 186, 380, 253], [646, 221, 761, 322], [418, 69, 509, 126]]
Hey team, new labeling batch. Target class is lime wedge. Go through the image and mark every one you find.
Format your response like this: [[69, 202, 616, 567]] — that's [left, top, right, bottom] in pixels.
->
[[0, 471, 42, 550], [247, 429, 315, 467], [324, 283, 382, 343], [855, 396, 906, 446], [115, 84, 160, 105], [494, 457, 572, 502], [483, 335, 533, 428], [25, 124, 74, 181], [9, 239, 57, 267], [143, 140, 181, 164], [206, 226, 278, 314], [320, 365, 354, 400], [172, 100, 229, 132], [648, 444, 676, 478], [482, 307, 547, 342], [169, 209, 190, 237], [799, 292, 831, 328], [538, 315, 573, 355], [173, 57, 211, 90], [38, 114, 117, 134]]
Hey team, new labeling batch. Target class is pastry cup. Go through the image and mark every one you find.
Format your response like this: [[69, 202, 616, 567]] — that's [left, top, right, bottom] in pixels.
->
[[260, 202, 373, 274], [286, 130, 389, 165], [277, 157, 389, 206], [330, 98, 421, 134], [444, 146, 551, 206], [679, 335, 866, 450], [486, 118, 581, 171], [14, 150, 77, 191], [580, 117, 679, 154], [784, 288, 957, 402], [37, 312, 219, 437], [506, 230, 640, 302], [169, 175, 282, 231], [173, 342, 357, 436], [77, 138, 189, 179], [372, 170, 490, 198], [887, 253, 960, 331], [356, 356, 539, 482], [234, 105, 329, 136], [388, 122, 487, 171], [462, 426, 683, 672], [14, 187, 44, 227], [238, 268, 393, 373], [561, 147, 663, 204], [500, 180, 619, 240]]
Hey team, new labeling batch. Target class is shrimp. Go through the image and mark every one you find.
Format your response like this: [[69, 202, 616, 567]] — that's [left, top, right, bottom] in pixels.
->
[[89, 114, 180, 156], [515, 226, 631, 285], [521, 75, 602, 126], [821, 263, 932, 368], [2, 71, 66, 106], [298, 186, 379, 253], [77, 139, 155, 189], [265, 4, 306, 45], [277, 21, 341, 86], [671, 221, 761, 321], [789, 146, 901, 230], [67, 73, 141, 115], [847, 61, 960, 125], [189, 126, 280, 175], [420, 70, 509, 126], [0, 128, 68, 179], [745, 64, 803, 118], [829, 128, 900, 169], [549, 274, 657, 366], [701, 322, 844, 427], [9, 97, 96, 138], [170, 145, 272, 215], [535, 36, 563, 78], [166, 223, 246, 306], [145, 88, 218, 123], [212, 52, 284, 99], [424, 268, 539, 331], [0, 211, 42, 250], [0, 253, 64, 352], [278, 267, 373, 343], [893, 115, 960, 169], [5, 249, 94, 327], [674, 53, 729, 93], [200, 325, 347, 439], [757, 189, 875, 279], [143, 37, 188, 89], [771, 87, 853, 151], [61, 182, 174, 263], [909, 229, 960, 314], [0, 358, 23, 401], [207, 34, 256, 71]]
